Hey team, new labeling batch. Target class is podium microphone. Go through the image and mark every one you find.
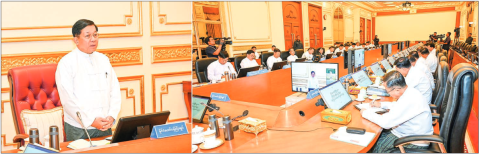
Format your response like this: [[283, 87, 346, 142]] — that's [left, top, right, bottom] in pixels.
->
[[200, 102, 224, 116], [76, 112, 95, 147]]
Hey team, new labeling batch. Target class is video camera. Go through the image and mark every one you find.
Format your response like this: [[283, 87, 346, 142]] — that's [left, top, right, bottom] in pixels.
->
[[430, 34, 445, 39], [214, 37, 233, 52]]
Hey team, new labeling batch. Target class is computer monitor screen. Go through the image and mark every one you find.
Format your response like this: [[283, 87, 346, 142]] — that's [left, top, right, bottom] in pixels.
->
[[351, 70, 373, 87], [271, 61, 287, 71], [192, 95, 210, 123], [111, 111, 170, 143], [381, 59, 393, 70], [319, 81, 353, 110], [237, 66, 260, 78], [388, 44, 392, 55], [343, 51, 349, 69], [370, 63, 385, 76], [24, 144, 59, 153], [388, 56, 396, 65], [291, 62, 339, 92], [354, 49, 365, 68]]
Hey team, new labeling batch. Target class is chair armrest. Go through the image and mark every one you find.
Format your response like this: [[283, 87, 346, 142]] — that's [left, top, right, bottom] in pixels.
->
[[432, 113, 440, 119], [429, 104, 437, 109], [13, 134, 28, 148], [394, 135, 443, 147]]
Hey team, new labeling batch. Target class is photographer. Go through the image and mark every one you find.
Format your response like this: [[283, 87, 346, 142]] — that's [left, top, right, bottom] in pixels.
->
[[440, 32, 451, 50], [466, 33, 473, 45], [430, 32, 438, 43], [204, 36, 224, 58]]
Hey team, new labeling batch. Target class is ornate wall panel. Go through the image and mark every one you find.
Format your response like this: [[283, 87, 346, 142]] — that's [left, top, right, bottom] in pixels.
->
[[150, 2, 191, 36], [151, 44, 191, 63], [151, 72, 191, 122]]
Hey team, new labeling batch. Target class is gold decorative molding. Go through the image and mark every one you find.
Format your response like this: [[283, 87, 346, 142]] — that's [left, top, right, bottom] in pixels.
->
[[159, 82, 185, 122], [1, 47, 143, 75], [151, 71, 191, 112], [161, 85, 166, 91], [117, 75, 145, 114], [150, 2, 191, 36], [1, 88, 9, 93], [129, 89, 134, 95], [127, 18, 133, 25], [1, 100, 7, 113], [374, 2, 463, 12], [1, 134, 16, 147], [1, 2, 142, 43], [151, 44, 191, 63], [232, 44, 272, 51], [120, 88, 136, 115]]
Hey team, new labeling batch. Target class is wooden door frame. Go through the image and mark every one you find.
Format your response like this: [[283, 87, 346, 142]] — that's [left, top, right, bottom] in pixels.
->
[[360, 17, 365, 44], [282, 1, 303, 50]]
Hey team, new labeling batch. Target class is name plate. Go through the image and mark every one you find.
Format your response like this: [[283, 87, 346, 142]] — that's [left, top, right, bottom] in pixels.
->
[[246, 69, 268, 77], [306, 88, 320, 99], [339, 74, 352, 83], [211, 92, 231, 102], [282, 65, 291, 69], [150, 122, 189, 139]]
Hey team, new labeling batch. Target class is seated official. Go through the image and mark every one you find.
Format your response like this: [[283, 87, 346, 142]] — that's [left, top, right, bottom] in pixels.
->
[[326, 46, 335, 55], [394, 57, 433, 104], [416, 47, 427, 65], [251, 46, 260, 59], [334, 44, 345, 54], [267, 48, 283, 71], [267, 45, 276, 52], [205, 36, 224, 58], [307, 71, 319, 91], [317, 47, 326, 58], [286, 48, 298, 63], [409, 51, 435, 89], [425, 43, 438, 73], [302, 47, 315, 61], [367, 41, 375, 48], [348, 43, 356, 50], [361, 71, 433, 153], [207, 51, 236, 81], [356, 43, 364, 50], [56, 19, 121, 141], [240, 50, 259, 69]]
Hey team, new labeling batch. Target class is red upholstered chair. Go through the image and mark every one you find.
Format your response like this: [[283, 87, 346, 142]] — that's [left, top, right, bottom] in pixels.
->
[[7, 64, 64, 147]]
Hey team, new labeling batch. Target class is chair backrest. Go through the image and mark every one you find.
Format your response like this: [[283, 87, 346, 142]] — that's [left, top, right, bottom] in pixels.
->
[[7, 64, 62, 136], [261, 52, 274, 67], [195, 58, 217, 83], [437, 53, 445, 63], [295, 49, 304, 58], [440, 56, 447, 62], [438, 63, 478, 153], [431, 61, 449, 107], [280, 51, 290, 61], [234, 55, 247, 72]]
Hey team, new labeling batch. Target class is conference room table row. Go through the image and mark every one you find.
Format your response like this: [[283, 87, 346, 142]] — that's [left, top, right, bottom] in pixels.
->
[[193, 45, 407, 153]]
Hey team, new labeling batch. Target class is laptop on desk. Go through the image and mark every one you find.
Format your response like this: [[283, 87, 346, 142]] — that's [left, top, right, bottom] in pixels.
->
[[271, 61, 287, 71], [237, 66, 261, 78]]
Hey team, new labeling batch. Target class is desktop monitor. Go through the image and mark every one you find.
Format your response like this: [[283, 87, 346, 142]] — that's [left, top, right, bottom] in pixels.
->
[[370, 63, 385, 76], [291, 62, 339, 92], [354, 49, 365, 68], [192, 95, 211, 123], [237, 66, 261, 78], [351, 70, 373, 87], [295, 58, 306, 62], [271, 61, 288, 71], [319, 81, 353, 110], [111, 111, 170, 143], [388, 44, 392, 56], [381, 59, 393, 70]]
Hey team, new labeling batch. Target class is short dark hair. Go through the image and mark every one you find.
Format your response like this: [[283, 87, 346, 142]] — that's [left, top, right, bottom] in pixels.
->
[[409, 51, 419, 59], [408, 54, 417, 62], [329, 46, 335, 49], [394, 57, 411, 69], [434, 32, 437, 34], [72, 19, 98, 37], [447, 32, 451, 35], [274, 48, 281, 53], [289, 48, 295, 51], [246, 50, 255, 55], [420, 48, 430, 55], [311, 71, 316, 74], [308, 47, 315, 51], [204, 36, 212, 44], [382, 71, 407, 88], [427, 43, 435, 48], [218, 51, 229, 59], [340, 44, 344, 47], [251, 46, 256, 49], [362, 43, 366, 45]]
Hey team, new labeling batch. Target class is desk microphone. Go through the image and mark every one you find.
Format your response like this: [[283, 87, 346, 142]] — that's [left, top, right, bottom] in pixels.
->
[[232, 110, 249, 121], [76, 112, 95, 147], [201, 102, 224, 116]]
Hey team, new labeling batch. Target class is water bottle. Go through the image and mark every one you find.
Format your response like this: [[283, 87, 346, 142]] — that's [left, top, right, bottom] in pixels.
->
[[29, 128, 40, 144], [208, 114, 220, 138], [222, 115, 234, 141], [49, 126, 60, 150]]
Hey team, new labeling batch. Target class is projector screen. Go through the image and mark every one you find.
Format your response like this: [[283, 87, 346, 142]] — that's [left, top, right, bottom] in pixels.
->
[[376, 11, 456, 41]]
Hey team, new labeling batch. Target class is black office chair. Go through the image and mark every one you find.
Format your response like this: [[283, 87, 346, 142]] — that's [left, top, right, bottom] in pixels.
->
[[234, 55, 247, 73], [261, 52, 274, 68], [389, 63, 478, 153], [280, 51, 290, 61], [295, 49, 304, 58], [195, 58, 217, 83], [430, 61, 449, 114]]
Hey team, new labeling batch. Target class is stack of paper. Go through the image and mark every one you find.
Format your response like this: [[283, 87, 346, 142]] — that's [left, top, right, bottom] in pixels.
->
[[330, 126, 376, 147], [354, 103, 386, 113], [67, 139, 110, 150]]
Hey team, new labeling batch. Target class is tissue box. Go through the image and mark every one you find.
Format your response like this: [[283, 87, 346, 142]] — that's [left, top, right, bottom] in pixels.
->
[[369, 76, 378, 83], [320, 109, 352, 125], [348, 86, 364, 95], [238, 117, 267, 135]]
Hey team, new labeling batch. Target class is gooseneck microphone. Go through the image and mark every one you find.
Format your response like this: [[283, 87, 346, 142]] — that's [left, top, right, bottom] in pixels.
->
[[76, 112, 95, 147], [200, 102, 224, 116]]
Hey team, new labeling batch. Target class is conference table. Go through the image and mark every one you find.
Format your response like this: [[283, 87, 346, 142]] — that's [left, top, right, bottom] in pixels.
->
[[193, 45, 402, 153], [2, 124, 191, 153]]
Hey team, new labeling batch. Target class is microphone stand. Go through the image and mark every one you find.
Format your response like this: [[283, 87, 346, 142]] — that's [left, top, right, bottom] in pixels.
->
[[76, 112, 95, 147]]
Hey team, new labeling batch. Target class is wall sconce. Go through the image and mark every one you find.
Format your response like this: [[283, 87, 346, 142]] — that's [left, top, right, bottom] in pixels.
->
[[469, 22, 474, 27]]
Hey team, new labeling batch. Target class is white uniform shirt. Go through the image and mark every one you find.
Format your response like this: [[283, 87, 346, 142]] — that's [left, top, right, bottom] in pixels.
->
[[302, 52, 314, 61], [255, 52, 260, 59], [348, 46, 354, 50], [425, 49, 438, 73], [369, 44, 375, 48], [240, 58, 259, 69], [207, 60, 236, 81], [362, 86, 433, 146], [414, 62, 435, 89], [267, 56, 283, 71], [308, 76, 319, 90], [417, 57, 427, 66], [406, 67, 433, 104], [56, 48, 121, 129], [287, 55, 298, 62], [334, 48, 345, 55]]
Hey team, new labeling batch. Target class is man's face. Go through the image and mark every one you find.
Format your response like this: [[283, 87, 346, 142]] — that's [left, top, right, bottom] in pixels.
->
[[395, 67, 409, 77], [311, 72, 315, 78], [208, 38, 215, 45], [252, 48, 256, 52], [272, 47, 276, 50], [447, 33, 450, 37], [308, 49, 314, 54], [410, 61, 416, 67], [290, 50, 295, 55], [74, 25, 98, 54], [274, 52, 280, 58], [339, 46, 344, 50], [469, 33, 472, 37], [330, 48, 335, 52], [421, 53, 428, 59], [384, 83, 402, 99], [218, 57, 228, 65], [248, 53, 255, 60], [434, 33, 437, 36]]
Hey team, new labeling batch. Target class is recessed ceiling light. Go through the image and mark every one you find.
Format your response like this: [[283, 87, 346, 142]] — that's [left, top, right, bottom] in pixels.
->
[[383, 2, 394, 4]]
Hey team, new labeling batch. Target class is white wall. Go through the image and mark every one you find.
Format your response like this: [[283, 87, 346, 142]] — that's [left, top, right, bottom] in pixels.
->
[[376, 11, 457, 41], [1, 2, 191, 147]]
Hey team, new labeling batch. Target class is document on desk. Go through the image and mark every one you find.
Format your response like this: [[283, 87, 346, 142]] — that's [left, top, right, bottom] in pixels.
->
[[67, 139, 110, 150], [354, 103, 385, 112], [330, 126, 375, 147]]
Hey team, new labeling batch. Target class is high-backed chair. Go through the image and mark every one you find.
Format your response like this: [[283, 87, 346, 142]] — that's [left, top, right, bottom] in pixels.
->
[[7, 64, 63, 146], [195, 58, 217, 83], [280, 51, 290, 61], [389, 63, 478, 153], [431, 61, 449, 110], [295, 49, 304, 58], [234, 55, 247, 72], [261, 52, 274, 68]]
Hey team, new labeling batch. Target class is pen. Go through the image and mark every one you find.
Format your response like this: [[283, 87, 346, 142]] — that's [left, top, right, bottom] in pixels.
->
[[370, 98, 377, 107]]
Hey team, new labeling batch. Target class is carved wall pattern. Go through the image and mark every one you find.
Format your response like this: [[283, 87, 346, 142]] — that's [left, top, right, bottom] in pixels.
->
[[151, 45, 191, 63]]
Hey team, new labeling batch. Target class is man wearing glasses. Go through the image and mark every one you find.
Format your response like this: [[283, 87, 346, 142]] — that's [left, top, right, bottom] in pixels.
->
[[56, 19, 121, 141], [360, 71, 433, 153]]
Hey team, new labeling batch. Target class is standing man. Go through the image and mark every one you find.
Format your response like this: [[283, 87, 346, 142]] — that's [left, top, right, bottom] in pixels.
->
[[268, 45, 276, 52], [205, 36, 224, 58], [240, 50, 259, 69], [466, 33, 473, 45], [267, 48, 283, 71], [293, 35, 304, 50], [374, 35, 380, 46], [441, 32, 451, 51], [56, 19, 121, 141], [307, 71, 319, 91]]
